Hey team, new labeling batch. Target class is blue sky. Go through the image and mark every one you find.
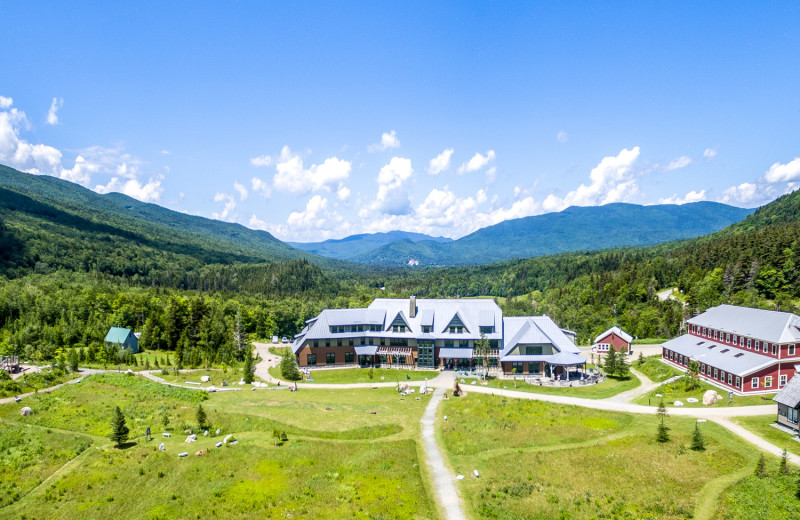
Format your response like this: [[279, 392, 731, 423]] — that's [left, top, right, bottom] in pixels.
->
[[2, 2, 799, 241]]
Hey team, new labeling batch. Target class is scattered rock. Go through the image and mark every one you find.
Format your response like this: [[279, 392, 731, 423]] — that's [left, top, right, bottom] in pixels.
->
[[162, 432, 171, 438], [20, 406, 32, 416], [158, 443, 165, 451], [215, 441, 223, 448], [200, 375, 210, 383], [444, 415, 448, 421], [369, 411, 377, 415], [697, 419, 707, 422], [215, 429, 221, 435], [686, 397, 699, 403], [185, 434, 197, 443], [125, 369, 134, 374], [14, 397, 21, 402], [203, 430, 209, 436], [473, 469, 480, 478], [471, 381, 477, 385], [702, 390, 722, 406], [178, 452, 188, 458], [325, 407, 332, 411], [222, 381, 228, 387], [194, 449, 207, 456], [655, 393, 663, 398], [229, 440, 238, 445], [223, 434, 234, 444], [674, 400, 684, 407]]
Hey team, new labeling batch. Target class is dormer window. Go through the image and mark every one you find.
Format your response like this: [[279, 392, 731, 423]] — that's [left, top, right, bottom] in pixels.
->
[[479, 326, 494, 334]]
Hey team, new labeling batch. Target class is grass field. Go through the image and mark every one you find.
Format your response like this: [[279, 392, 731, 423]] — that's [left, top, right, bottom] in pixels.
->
[[155, 368, 267, 388], [733, 415, 800, 458], [713, 465, 800, 519], [633, 377, 777, 408], [440, 393, 763, 520], [0, 368, 78, 398], [632, 355, 682, 382], [268, 366, 435, 384], [459, 373, 640, 399], [0, 374, 438, 519]]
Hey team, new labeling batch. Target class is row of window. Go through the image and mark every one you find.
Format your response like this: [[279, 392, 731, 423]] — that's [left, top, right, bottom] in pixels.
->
[[327, 324, 496, 335], [780, 405, 799, 425], [329, 324, 383, 333], [309, 338, 500, 349], [665, 349, 789, 390], [689, 325, 797, 357], [306, 352, 356, 365]]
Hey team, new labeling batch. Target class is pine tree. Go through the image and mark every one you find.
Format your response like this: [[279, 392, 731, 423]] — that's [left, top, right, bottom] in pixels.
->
[[280, 350, 302, 381], [779, 448, 789, 475], [655, 399, 670, 443], [243, 348, 255, 384], [615, 352, 630, 378], [110, 406, 130, 448], [754, 454, 766, 477], [197, 404, 208, 430], [690, 422, 705, 451], [603, 348, 619, 377], [67, 348, 79, 372]]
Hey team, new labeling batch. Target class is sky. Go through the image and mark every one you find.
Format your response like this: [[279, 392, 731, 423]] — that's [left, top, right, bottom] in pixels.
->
[[1, 2, 800, 242]]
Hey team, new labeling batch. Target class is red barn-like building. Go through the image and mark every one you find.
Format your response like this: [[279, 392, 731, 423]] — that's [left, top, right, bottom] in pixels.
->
[[593, 326, 632, 354], [662, 305, 800, 395]]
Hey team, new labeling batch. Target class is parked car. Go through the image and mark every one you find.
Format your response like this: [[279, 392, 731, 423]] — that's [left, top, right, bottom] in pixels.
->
[[272, 336, 279, 343], [281, 337, 289, 343]]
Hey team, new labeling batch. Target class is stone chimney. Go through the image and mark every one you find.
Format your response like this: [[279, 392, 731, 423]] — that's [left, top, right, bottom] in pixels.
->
[[409, 295, 417, 318]]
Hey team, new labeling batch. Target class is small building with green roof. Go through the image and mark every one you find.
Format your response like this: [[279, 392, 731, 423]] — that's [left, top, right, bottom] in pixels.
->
[[104, 327, 138, 354]]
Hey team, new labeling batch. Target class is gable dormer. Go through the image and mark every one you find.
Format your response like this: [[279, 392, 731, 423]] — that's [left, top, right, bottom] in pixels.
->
[[444, 311, 469, 334], [388, 311, 411, 333]]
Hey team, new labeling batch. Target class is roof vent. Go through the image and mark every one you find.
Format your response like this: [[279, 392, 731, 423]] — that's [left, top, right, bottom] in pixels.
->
[[720, 349, 729, 353], [708, 345, 716, 349], [409, 295, 417, 318], [697, 341, 705, 346], [734, 353, 744, 358]]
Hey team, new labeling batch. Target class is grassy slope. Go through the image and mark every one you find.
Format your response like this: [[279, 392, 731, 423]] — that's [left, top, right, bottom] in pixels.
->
[[733, 415, 800, 458], [460, 373, 641, 399], [633, 355, 683, 382], [268, 366, 434, 384], [633, 377, 776, 408]]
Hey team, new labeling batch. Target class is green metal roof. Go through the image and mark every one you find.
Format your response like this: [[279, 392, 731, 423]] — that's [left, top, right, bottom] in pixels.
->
[[105, 327, 132, 344]]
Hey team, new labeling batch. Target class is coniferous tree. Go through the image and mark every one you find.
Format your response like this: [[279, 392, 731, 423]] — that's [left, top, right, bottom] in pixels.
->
[[196, 404, 208, 430], [690, 422, 705, 451], [615, 352, 630, 378], [655, 399, 670, 443], [779, 448, 789, 475], [243, 348, 255, 384], [110, 406, 130, 448], [754, 454, 766, 477], [603, 348, 618, 377], [67, 348, 79, 372], [161, 410, 169, 429], [280, 350, 302, 381]]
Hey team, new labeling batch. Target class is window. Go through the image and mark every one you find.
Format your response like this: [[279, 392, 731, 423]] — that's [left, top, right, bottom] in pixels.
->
[[444, 340, 454, 348], [764, 376, 773, 388], [736, 377, 741, 388], [747, 338, 752, 349], [727, 373, 732, 385], [755, 340, 760, 350], [397, 355, 406, 365], [714, 330, 718, 340], [422, 326, 431, 333], [479, 326, 494, 334], [720, 371, 726, 381], [780, 374, 788, 386], [739, 337, 744, 347], [763, 342, 768, 353], [325, 339, 331, 347], [307, 354, 317, 366], [526, 346, 543, 355], [326, 352, 336, 365], [790, 344, 796, 356], [714, 368, 719, 379], [345, 352, 354, 363], [337, 339, 343, 347], [348, 338, 354, 346], [725, 333, 731, 343], [790, 407, 799, 425], [772, 344, 777, 355], [510, 362, 523, 374], [701, 364, 706, 375], [313, 340, 319, 348], [459, 340, 470, 348], [751, 377, 759, 389]]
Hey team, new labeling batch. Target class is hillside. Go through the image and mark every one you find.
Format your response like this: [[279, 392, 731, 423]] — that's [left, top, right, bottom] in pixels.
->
[[351, 202, 753, 266], [288, 231, 451, 260], [0, 165, 347, 281]]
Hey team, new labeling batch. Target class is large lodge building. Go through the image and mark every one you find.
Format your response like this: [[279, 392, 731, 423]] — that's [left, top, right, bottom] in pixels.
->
[[662, 304, 800, 395], [292, 297, 586, 376]]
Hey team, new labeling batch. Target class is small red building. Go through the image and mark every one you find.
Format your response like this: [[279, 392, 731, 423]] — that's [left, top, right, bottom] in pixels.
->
[[592, 326, 632, 354]]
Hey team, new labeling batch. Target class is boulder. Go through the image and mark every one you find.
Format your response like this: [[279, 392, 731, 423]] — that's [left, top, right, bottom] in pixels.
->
[[158, 443, 165, 451], [223, 434, 234, 444], [215, 428, 221, 435], [203, 430, 209, 436], [194, 449, 207, 456], [20, 406, 32, 416], [185, 434, 197, 443], [162, 432, 171, 438], [686, 397, 699, 403], [229, 440, 238, 445], [200, 375, 210, 383], [674, 400, 684, 407], [178, 452, 188, 458], [702, 390, 721, 406], [215, 441, 223, 448]]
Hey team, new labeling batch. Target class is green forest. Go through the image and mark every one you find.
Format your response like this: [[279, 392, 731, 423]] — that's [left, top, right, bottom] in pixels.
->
[[2, 164, 800, 364]]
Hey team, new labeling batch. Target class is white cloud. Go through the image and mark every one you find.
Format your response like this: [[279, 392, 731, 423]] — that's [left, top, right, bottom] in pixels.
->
[[365, 157, 414, 215], [0, 96, 12, 109], [368, 130, 400, 152], [270, 195, 350, 240], [556, 131, 569, 143], [659, 189, 707, 205], [251, 177, 271, 198], [46, 97, 63, 125], [60, 155, 100, 185], [94, 176, 164, 202], [233, 181, 248, 201], [212, 192, 237, 221], [485, 167, 497, 184], [250, 154, 273, 167], [427, 148, 454, 175], [542, 147, 641, 212], [764, 157, 800, 183], [249, 214, 268, 231], [457, 150, 495, 174], [665, 155, 692, 171], [719, 182, 765, 205], [337, 184, 351, 201], [703, 148, 717, 159], [270, 146, 351, 194]]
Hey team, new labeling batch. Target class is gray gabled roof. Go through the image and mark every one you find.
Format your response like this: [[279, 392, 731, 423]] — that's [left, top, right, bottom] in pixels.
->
[[326, 308, 386, 326], [774, 373, 800, 408], [662, 334, 775, 377], [688, 304, 800, 344], [594, 326, 633, 344], [501, 316, 580, 357], [418, 309, 435, 327]]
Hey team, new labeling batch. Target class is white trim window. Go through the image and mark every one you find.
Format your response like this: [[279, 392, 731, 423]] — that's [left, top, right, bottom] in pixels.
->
[[781, 374, 788, 387], [714, 330, 718, 340], [763, 342, 769, 353], [790, 344, 797, 356], [727, 373, 732, 385], [714, 368, 719, 379], [764, 376, 773, 388], [735, 376, 741, 388], [747, 338, 752, 349], [772, 344, 778, 356], [751, 377, 759, 389]]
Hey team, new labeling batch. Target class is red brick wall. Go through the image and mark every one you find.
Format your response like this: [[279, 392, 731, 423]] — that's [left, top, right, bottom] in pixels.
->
[[597, 332, 630, 352], [295, 344, 356, 366]]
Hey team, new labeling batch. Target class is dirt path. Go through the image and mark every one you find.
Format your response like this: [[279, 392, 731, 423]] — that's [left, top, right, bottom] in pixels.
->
[[421, 387, 468, 520]]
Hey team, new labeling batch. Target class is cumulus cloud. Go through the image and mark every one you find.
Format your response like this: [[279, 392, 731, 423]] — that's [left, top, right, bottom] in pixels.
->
[[250, 154, 273, 167], [764, 157, 800, 183], [249, 214, 268, 231], [719, 182, 762, 205], [703, 148, 717, 159], [368, 130, 400, 152], [0, 96, 12, 109], [268, 146, 351, 195], [541, 147, 641, 212], [458, 150, 495, 174], [337, 184, 351, 201], [659, 189, 707, 205], [94, 176, 164, 202], [46, 97, 63, 125], [665, 155, 692, 171], [556, 131, 569, 143], [366, 157, 414, 215], [427, 148, 454, 175], [251, 177, 271, 198], [212, 192, 237, 221], [233, 181, 248, 201]]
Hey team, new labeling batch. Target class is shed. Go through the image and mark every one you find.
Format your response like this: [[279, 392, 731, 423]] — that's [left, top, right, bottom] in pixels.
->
[[104, 327, 138, 354], [593, 326, 633, 354], [774, 370, 800, 434]]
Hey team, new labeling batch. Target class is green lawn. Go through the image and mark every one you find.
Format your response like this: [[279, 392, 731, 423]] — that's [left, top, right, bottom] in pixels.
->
[[631, 355, 682, 382], [713, 466, 800, 519], [459, 373, 640, 399], [633, 377, 777, 408], [268, 366, 435, 384], [0, 368, 78, 398], [0, 374, 438, 519], [156, 368, 267, 388], [733, 415, 800, 458], [440, 393, 763, 520]]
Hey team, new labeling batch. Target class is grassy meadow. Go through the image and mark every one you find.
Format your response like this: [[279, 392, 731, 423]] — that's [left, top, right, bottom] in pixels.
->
[[733, 415, 800, 458], [459, 373, 640, 399], [632, 355, 682, 382], [0, 374, 438, 519], [713, 464, 800, 519], [440, 393, 764, 520], [268, 366, 434, 384], [633, 376, 777, 408]]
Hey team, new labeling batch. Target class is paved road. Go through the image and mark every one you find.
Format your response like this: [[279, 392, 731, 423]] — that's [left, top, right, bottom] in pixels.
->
[[421, 387, 468, 520]]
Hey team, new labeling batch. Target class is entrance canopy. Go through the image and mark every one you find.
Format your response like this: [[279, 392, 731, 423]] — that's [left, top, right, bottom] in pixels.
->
[[548, 352, 588, 366], [439, 348, 473, 359], [354, 345, 379, 356]]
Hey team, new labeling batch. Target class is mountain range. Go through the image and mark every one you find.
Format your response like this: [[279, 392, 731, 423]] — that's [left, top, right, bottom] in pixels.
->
[[288, 231, 451, 260]]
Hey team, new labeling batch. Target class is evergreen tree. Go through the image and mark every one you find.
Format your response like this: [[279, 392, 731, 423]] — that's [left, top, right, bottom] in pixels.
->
[[615, 352, 630, 378], [242, 348, 255, 384], [754, 454, 766, 477], [197, 404, 208, 430], [636, 351, 644, 366], [67, 348, 79, 372], [280, 350, 302, 381], [110, 406, 130, 448], [655, 399, 670, 443], [603, 348, 618, 377], [474, 332, 490, 380], [779, 448, 789, 475], [690, 422, 705, 451]]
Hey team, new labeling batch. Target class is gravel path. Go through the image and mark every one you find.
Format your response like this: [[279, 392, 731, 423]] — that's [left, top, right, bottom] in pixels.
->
[[421, 387, 468, 520]]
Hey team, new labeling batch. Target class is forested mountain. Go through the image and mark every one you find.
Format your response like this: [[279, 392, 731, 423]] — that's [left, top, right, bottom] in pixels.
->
[[288, 230, 451, 260], [350, 202, 753, 266]]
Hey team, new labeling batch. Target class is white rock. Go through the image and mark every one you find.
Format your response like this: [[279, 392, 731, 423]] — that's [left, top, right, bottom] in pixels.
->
[[674, 400, 684, 406], [471, 381, 477, 385], [473, 469, 480, 478], [203, 430, 208, 436], [223, 434, 233, 444], [456, 475, 464, 480], [215, 441, 223, 448], [655, 394, 663, 398], [215, 429, 221, 435], [702, 390, 720, 406], [125, 369, 134, 374], [20, 407, 32, 416], [200, 375, 210, 383], [686, 397, 699, 403], [185, 434, 197, 443], [229, 440, 238, 445], [158, 443, 165, 451], [178, 452, 188, 457], [697, 419, 707, 422], [162, 432, 171, 437]]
